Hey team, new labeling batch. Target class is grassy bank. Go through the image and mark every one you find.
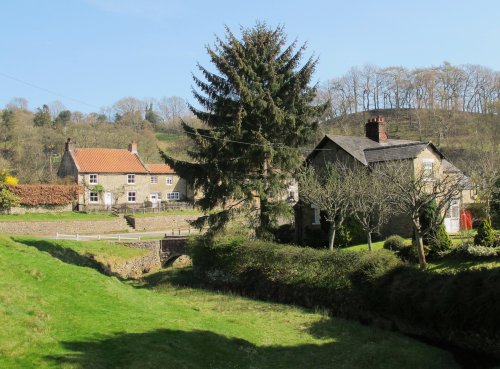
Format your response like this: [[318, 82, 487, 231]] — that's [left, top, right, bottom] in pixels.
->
[[0, 212, 115, 222], [0, 235, 460, 368]]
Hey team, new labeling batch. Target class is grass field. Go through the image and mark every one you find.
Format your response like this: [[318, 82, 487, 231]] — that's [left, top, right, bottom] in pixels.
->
[[128, 209, 203, 218], [0, 235, 462, 369], [0, 212, 115, 222]]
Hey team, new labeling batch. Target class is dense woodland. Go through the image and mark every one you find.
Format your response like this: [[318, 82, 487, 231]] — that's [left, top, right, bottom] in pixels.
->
[[0, 63, 498, 184]]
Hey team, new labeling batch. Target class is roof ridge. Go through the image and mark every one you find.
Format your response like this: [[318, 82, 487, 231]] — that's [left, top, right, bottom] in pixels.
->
[[363, 141, 428, 151]]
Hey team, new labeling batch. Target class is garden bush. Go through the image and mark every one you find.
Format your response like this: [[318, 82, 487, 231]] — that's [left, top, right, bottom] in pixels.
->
[[474, 218, 496, 247], [420, 201, 452, 255], [449, 243, 499, 259], [190, 235, 500, 359], [190, 236, 400, 309], [383, 235, 406, 251]]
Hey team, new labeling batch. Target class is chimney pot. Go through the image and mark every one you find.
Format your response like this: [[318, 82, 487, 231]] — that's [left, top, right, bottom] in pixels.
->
[[365, 117, 388, 143], [65, 138, 74, 152], [128, 141, 138, 154]]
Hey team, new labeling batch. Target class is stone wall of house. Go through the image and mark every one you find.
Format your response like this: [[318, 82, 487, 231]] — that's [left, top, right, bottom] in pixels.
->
[[130, 214, 200, 231], [0, 217, 129, 236]]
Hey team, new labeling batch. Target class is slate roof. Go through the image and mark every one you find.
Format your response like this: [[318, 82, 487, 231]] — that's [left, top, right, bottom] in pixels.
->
[[146, 163, 175, 174], [317, 135, 425, 165], [364, 143, 430, 163], [71, 148, 149, 173]]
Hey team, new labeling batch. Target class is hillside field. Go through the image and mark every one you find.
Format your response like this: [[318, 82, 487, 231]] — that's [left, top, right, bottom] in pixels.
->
[[0, 235, 462, 369]]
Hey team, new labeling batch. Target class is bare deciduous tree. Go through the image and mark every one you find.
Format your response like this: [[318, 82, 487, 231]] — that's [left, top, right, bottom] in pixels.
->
[[376, 161, 462, 269], [297, 162, 354, 250], [351, 166, 394, 251]]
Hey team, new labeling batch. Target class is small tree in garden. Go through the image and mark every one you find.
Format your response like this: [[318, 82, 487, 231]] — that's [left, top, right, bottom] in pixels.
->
[[350, 167, 394, 251], [420, 200, 452, 255], [474, 218, 496, 247], [297, 162, 353, 250], [376, 161, 462, 269], [0, 170, 20, 211]]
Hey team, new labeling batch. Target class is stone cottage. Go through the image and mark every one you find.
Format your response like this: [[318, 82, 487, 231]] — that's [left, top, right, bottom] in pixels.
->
[[57, 139, 193, 209], [295, 117, 475, 244]]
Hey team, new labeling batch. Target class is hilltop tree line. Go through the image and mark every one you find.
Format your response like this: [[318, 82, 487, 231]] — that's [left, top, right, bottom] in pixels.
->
[[318, 63, 499, 119], [0, 95, 196, 183]]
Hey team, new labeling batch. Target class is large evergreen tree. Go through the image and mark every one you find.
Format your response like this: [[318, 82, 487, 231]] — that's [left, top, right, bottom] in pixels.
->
[[161, 23, 327, 236]]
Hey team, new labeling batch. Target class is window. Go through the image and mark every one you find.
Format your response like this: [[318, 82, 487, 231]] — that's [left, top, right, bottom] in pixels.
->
[[166, 175, 173, 185], [127, 191, 136, 203], [150, 175, 158, 184], [422, 160, 434, 181], [89, 191, 99, 203], [89, 174, 98, 184], [166, 192, 180, 201], [127, 174, 135, 184], [311, 205, 320, 225]]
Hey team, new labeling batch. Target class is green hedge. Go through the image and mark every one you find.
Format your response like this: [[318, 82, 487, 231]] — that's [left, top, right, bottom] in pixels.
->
[[190, 236, 500, 359]]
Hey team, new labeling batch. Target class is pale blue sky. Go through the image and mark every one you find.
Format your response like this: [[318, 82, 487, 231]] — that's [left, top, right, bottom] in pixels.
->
[[1, 0, 499, 113]]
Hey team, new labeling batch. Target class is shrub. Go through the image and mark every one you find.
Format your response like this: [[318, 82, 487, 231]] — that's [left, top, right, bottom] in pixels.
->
[[474, 218, 496, 247], [270, 224, 295, 244], [8, 184, 81, 206], [449, 243, 499, 259], [383, 235, 406, 252], [190, 235, 500, 358], [190, 236, 400, 308], [420, 201, 452, 255]]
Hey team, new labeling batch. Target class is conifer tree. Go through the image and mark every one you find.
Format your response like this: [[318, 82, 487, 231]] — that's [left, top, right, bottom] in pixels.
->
[[161, 23, 327, 236]]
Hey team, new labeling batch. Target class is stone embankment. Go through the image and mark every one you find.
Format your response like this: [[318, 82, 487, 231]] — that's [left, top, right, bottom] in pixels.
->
[[127, 214, 200, 231], [0, 217, 129, 235], [110, 240, 162, 278]]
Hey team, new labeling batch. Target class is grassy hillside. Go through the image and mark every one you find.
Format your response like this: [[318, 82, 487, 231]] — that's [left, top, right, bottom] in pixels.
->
[[0, 235, 461, 368], [319, 109, 498, 164]]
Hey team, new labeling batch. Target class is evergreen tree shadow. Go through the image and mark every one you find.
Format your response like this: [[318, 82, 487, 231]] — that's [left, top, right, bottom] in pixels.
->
[[13, 237, 122, 279], [44, 328, 457, 369]]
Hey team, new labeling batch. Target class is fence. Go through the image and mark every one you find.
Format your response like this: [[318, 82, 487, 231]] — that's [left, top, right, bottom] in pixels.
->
[[55, 233, 142, 241]]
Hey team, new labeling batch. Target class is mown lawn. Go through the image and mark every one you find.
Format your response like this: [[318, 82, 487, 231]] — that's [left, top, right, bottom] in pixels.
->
[[0, 212, 115, 222], [0, 235, 462, 369], [129, 209, 203, 218]]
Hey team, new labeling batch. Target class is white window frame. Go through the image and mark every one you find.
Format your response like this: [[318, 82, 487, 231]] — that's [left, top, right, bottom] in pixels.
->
[[89, 174, 98, 184], [422, 160, 434, 181], [127, 174, 135, 184], [89, 191, 99, 203], [166, 175, 173, 185], [150, 175, 158, 184], [127, 191, 136, 203], [166, 191, 180, 201], [311, 205, 320, 225]]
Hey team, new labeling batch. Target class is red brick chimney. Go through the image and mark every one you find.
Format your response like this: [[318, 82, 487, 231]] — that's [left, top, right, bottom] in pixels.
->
[[65, 138, 74, 152], [128, 141, 138, 154], [365, 116, 388, 143]]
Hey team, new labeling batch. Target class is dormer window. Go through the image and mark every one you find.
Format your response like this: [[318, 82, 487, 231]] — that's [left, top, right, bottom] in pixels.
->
[[127, 174, 135, 184], [89, 174, 98, 184]]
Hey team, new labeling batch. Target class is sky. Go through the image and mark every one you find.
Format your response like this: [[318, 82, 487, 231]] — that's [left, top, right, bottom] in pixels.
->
[[0, 0, 499, 114]]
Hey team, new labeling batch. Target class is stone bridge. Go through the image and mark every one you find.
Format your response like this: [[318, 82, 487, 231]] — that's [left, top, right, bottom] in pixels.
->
[[159, 236, 188, 265]]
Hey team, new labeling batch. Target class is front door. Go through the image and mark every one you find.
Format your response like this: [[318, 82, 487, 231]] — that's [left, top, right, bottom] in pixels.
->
[[150, 193, 160, 208], [104, 192, 113, 208], [444, 200, 460, 233]]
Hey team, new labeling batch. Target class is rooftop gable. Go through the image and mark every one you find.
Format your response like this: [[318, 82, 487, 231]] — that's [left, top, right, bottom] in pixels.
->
[[72, 148, 149, 173]]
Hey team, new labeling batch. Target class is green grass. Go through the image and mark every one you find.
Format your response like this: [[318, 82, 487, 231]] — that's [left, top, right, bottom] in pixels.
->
[[155, 132, 182, 143], [342, 240, 385, 252], [0, 235, 462, 368], [129, 209, 203, 218], [0, 212, 115, 222]]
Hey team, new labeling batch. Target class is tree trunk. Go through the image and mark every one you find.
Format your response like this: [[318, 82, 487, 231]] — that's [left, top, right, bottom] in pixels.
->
[[257, 158, 271, 238], [367, 231, 372, 252], [328, 223, 336, 251], [414, 220, 427, 269]]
